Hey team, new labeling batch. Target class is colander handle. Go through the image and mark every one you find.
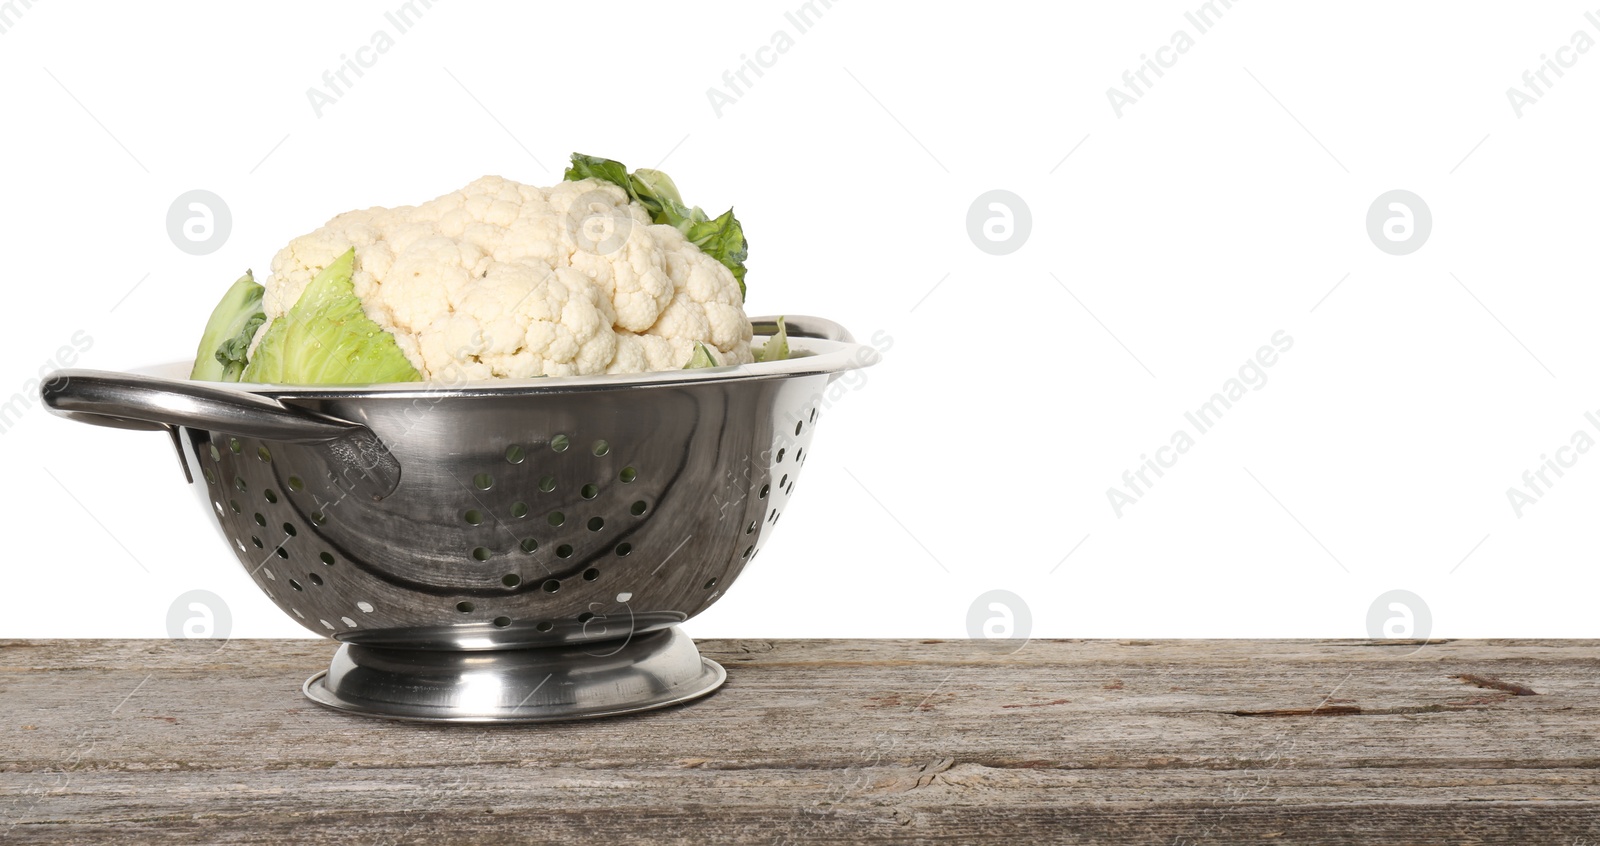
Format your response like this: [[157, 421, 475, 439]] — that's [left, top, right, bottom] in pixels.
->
[[40, 370, 403, 500], [752, 315, 856, 345], [40, 370, 365, 442]]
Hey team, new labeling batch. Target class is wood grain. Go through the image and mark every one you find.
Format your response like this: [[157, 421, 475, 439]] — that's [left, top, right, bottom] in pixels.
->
[[2, 638, 1598, 844]]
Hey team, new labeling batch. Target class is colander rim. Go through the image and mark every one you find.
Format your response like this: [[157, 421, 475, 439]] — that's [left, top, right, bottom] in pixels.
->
[[127, 335, 878, 399]]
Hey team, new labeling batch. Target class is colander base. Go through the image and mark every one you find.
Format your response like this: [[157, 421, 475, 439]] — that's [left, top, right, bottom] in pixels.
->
[[302, 627, 726, 723]]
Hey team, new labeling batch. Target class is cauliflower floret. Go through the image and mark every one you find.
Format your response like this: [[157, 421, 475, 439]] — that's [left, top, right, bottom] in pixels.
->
[[252, 175, 753, 377], [608, 333, 697, 374]]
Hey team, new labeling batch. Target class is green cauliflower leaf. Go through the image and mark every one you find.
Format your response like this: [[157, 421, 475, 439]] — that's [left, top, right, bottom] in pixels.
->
[[754, 316, 790, 363], [240, 249, 422, 385], [190, 271, 266, 382]]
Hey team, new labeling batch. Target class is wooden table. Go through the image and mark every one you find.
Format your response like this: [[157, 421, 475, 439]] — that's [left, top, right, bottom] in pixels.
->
[[1, 639, 1596, 843]]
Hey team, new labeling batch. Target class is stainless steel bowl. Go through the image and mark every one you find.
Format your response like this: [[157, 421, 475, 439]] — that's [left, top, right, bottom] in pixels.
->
[[42, 316, 878, 722]]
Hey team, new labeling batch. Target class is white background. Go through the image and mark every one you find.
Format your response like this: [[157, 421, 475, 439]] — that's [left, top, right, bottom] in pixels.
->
[[2, 0, 1596, 640]]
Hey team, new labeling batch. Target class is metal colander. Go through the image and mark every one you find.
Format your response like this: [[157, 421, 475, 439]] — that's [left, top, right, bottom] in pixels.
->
[[43, 316, 877, 722]]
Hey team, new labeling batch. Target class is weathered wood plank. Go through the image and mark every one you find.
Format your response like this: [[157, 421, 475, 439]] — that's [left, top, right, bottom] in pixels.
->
[[1, 639, 1598, 844]]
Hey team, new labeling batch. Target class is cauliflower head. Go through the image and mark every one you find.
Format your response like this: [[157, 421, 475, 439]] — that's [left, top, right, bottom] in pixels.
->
[[249, 173, 752, 380]]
